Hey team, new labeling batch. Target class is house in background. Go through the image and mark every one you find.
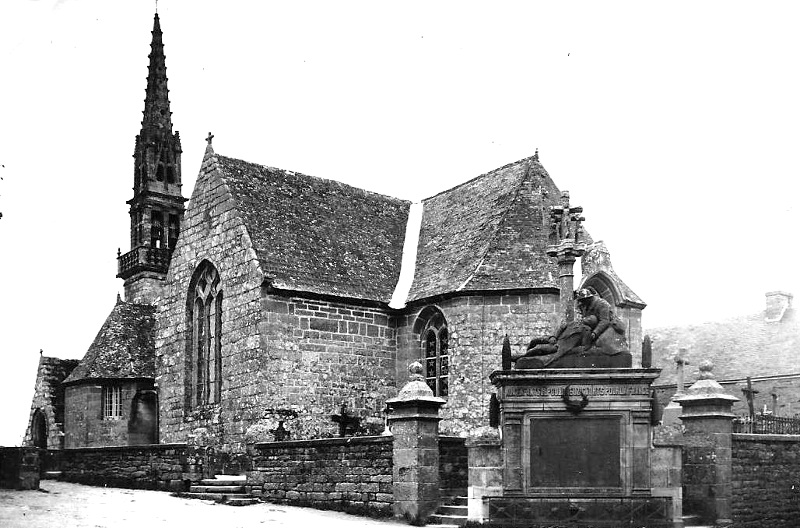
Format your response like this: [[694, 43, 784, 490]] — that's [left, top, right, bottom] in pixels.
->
[[650, 291, 800, 417]]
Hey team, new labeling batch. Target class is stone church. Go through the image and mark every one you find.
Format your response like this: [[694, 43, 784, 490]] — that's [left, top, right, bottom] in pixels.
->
[[25, 13, 645, 452]]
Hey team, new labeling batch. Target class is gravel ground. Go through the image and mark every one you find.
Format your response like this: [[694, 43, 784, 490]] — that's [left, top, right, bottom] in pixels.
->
[[0, 480, 410, 528]]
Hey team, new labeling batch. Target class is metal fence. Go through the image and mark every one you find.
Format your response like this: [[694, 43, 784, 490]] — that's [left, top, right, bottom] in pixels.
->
[[733, 414, 800, 434]]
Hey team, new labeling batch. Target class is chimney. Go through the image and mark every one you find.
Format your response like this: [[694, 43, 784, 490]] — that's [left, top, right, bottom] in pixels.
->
[[765, 291, 793, 322]]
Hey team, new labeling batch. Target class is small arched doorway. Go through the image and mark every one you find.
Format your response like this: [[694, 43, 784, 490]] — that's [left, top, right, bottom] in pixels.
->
[[31, 408, 47, 449], [128, 390, 158, 445]]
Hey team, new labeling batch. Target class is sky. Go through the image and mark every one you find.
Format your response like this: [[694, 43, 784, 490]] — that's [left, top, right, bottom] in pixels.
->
[[1, 0, 799, 445]]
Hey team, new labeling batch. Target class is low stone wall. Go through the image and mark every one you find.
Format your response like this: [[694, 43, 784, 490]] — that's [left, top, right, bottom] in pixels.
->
[[60, 443, 187, 491], [732, 434, 800, 527], [0, 447, 41, 490], [439, 436, 467, 492], [248, 436, 393, 516]]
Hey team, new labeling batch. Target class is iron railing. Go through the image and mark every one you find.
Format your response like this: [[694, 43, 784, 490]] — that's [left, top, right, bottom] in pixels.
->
[[733, 414, 800, 434]]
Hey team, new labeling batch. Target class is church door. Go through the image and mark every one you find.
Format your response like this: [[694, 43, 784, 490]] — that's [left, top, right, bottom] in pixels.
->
[[31, 409, 47, 449]]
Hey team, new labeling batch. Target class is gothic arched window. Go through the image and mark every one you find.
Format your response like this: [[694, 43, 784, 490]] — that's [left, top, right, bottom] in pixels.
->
[[421, 311, 449, 397], [187, 262, 223, 408]]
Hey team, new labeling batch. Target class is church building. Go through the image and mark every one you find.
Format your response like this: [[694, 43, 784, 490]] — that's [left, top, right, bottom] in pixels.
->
[[25, 13, 645, 451]]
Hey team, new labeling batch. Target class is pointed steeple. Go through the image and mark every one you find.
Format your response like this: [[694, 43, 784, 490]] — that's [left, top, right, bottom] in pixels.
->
[[141, 14, 172, 138], [118, 13, 187, 304]]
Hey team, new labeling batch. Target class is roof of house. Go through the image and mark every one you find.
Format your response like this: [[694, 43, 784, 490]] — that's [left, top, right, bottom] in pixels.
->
[[408, 155, 586, 302], [64, 300, 156, 384], [214, 153, 410, 304], [648, 301, 800, 386]]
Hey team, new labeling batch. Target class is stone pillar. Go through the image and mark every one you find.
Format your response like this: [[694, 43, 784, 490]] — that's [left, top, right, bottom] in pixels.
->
[[387, 362, 445, 525], [676, 361, 738, 527], [466, 427, 503, 522]]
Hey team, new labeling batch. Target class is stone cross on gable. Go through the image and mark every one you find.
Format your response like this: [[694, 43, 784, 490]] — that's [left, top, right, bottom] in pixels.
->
[[546, 190, 586, 323], [205, 132, 214, 145]]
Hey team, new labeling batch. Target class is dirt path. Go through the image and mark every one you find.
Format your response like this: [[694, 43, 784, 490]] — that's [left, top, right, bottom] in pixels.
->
[[0, 480, 409, 528]]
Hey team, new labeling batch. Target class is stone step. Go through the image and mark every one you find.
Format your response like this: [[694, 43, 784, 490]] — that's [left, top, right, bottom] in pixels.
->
[[428, 514, 467, 527], [437, 504, 468, 516], [221, 497, 260, 506], [42, 471, 62, 479], [683, 514, 713, 528], [200, 478, 246, 487], [190, 485, 245, 493], [177, 491, 259, 506], [442, 496, 467, 506]]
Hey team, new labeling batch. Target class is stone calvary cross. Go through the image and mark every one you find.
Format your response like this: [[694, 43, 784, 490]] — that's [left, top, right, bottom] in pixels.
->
[[546, 190, 586, 323]]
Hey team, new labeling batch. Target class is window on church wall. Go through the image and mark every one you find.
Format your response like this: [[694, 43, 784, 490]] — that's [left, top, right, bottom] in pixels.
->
[[156, 162, 165, 182], [166, 165, 176, 184], [102, 386, 123, 420], [188, 263, 223, 408], [422, 318, 449, 397]]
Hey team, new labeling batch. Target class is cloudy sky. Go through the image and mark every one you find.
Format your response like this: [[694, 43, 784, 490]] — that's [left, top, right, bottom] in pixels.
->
[[1, 0, 798, 445]]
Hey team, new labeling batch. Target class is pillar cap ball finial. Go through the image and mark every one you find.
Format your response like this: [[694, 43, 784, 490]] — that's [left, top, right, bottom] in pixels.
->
[[698, 360, 714, 380], [408, 361, 424, 381]]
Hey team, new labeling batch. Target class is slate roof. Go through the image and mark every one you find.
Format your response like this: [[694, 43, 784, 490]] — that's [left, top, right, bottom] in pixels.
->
[[33, 356, 80, 402], [648, 306, 800, 386], [408, 156, 585, 302], [215, 154, 410, 304], [63, 300, 156, 384]]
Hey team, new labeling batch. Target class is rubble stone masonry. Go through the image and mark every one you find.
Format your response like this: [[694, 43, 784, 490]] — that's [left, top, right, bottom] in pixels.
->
[[732, 434, 800, 527], [247, 436, 394, 516]]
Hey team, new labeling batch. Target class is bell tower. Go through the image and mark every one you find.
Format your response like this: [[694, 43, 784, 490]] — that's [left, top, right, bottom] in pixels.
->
[[117, 13, 187, 304]]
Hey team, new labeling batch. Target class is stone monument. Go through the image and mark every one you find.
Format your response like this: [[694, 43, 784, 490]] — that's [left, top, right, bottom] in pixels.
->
[[475, 193, 677, 527]]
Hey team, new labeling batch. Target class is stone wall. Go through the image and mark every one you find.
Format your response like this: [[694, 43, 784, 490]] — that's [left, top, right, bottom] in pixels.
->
[[59, 444, 187, 491], [247, 436, 393, 516], [732, 434, 800, 527], [396, 292, 560, 435], [439, 436, 468, 492], [0, 447, 41, 490], [64, 380, 154, 448], [253, 293, 397, 439]]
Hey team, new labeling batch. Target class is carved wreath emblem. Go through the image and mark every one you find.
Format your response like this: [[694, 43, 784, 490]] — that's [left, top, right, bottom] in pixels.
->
[[562, 385, 589, 414]]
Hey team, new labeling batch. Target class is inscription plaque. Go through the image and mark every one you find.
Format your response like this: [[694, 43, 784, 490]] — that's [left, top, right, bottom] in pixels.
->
[[530, 417, 620, 488]]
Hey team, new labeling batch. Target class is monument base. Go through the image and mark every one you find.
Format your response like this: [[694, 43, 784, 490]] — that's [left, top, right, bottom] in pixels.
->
[[482, 368, 679, 527]]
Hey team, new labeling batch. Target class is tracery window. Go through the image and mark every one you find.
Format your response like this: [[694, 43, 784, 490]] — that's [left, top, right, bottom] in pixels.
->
[[422, 312, 449, 397], [187, 262, 223, 408]]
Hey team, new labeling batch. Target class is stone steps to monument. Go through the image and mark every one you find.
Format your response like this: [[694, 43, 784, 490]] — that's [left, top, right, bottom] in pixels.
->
[[682, 513, 713, 527], [427, 513, 467, 527], [429, 491, 468, 527]]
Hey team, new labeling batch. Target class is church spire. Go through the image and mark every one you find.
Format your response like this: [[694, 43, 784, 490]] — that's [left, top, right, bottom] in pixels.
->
[[141, 13, 172, 138], [118, 13, 187, 304]]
